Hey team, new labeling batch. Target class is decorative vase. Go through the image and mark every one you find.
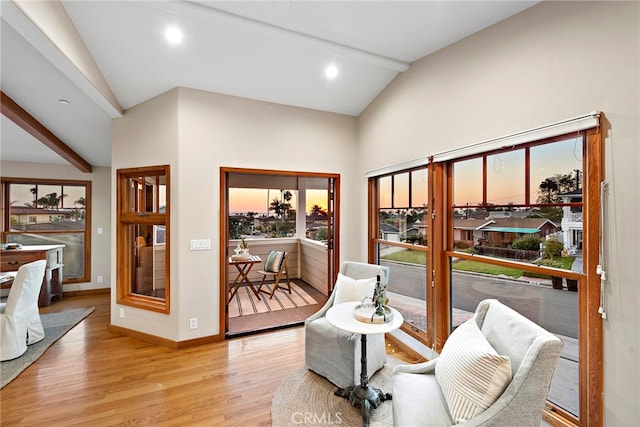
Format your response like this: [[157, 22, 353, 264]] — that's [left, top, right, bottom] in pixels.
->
[[242, 248, 250, 256]]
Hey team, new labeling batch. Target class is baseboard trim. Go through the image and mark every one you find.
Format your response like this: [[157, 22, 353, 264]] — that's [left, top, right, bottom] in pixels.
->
[[108, 324, 223, 349], [63, 288, 110, 297]]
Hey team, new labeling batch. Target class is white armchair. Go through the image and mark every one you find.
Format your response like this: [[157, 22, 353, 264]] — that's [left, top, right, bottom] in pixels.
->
[[392, 299, 563, 427], [304, 261, 390, 390], [1, 260, 47, 361]]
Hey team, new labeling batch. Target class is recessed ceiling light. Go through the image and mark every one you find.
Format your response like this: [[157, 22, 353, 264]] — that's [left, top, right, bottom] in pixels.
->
[[325, 64, 338, 79], [165, 26, 183, 45], [58, 99, 70, 105]]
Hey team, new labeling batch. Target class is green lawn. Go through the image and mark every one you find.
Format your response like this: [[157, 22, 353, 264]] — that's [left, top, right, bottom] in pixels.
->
[[382, 249, 576, 279], [382, 249, 426, 265], [451, 260, 523, 278]]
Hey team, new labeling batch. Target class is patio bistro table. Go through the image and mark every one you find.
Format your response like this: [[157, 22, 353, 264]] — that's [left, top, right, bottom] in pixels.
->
[[228, 255, 262, 303]]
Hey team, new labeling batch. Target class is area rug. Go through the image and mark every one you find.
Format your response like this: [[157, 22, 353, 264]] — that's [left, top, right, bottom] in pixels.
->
[[229, 282, 318, 318], [271, 356, 403, 426], [1, 307, 95, 389]]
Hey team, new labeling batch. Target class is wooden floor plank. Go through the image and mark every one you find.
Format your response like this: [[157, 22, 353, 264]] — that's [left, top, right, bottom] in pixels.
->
[[1, 294, 418, 426]]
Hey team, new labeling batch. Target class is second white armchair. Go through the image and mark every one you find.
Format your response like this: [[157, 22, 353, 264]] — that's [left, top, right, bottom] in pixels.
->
[[304, 261, 390, 390]]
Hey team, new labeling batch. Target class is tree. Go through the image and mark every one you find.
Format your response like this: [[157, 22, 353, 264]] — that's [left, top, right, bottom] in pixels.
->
[[310, 204, 327, 220], [542, 236, 564, 259], [30, 186, 37, 203], [270, 198, 286, 219], [37, 192, 65, 210], [316, 227, 328, 241], [537, 173, 576, 204], [407, 208, 426, 224], [281, 190, 293, 220]]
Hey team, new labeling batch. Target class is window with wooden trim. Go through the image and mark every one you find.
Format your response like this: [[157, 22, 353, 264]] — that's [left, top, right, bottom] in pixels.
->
[[368, 165, 431, 343], [444, 134, 586, 417], [2, 178, 91, 283], [116, 165, 170, 313], [368, 119, 603, 426]]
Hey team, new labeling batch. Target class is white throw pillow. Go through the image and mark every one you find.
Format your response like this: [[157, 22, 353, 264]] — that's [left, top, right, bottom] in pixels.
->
[[332, 273, 376, 306], [435, 318, 512, 424]]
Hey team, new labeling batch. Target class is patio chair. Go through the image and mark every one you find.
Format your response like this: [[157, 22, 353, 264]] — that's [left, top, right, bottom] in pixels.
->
[[256, 251, 291, 298], [304, 261, 390, 390], [1, 260, 47, 361]]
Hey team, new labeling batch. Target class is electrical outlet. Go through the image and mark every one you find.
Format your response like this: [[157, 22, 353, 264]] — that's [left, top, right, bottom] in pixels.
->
[[189, 318, 198, 329], [97, 275, 103, 283], [119, 308, 125, 319]]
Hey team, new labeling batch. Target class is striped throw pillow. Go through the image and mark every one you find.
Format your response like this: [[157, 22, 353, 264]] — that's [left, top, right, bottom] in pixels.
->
[[435, 318, 512, 424], [264, 251, 286, 273]]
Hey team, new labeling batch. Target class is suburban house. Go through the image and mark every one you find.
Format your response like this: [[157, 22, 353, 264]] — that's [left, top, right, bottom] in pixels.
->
[[1, 1, 638, 426], [8, 206, 75, 226], [559, 189, 584, 252], [453, 217, 558, 249]]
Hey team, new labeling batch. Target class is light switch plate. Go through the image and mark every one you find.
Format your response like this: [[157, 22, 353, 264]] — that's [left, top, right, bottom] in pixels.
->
[[190, 239, 211, 251]]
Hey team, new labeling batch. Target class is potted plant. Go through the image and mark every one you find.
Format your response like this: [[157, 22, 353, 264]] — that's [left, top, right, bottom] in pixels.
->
[[537, 258, 564, 290]]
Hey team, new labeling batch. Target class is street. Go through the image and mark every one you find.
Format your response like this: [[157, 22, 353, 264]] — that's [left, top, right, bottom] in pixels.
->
[[382, 260, 578, 338]]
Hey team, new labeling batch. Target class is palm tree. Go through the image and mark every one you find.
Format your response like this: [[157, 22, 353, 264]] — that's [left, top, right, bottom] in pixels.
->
[[37, 192, 62, 210], [310, 204, 326, 220], [281, 190, 293, 220], [30, 186, 37, 204], [270, 198, 285, 218]]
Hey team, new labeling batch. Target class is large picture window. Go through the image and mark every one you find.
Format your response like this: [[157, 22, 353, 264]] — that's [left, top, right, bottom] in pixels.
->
[[116, 165, 170, 314], [368, 114, 603, 426], [448, 135, 585, 417], [2, 178, 91, 283]]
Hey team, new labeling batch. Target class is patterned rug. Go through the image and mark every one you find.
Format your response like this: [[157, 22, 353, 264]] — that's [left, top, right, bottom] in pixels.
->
[[228, 282, 318, 318], [1, 307, 95, 388]]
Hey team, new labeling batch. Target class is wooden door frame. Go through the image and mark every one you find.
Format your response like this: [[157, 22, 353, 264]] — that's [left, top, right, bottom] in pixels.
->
[[219, 167, 340, 336]]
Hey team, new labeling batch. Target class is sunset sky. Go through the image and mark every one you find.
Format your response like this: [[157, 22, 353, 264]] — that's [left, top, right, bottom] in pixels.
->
[[377, 137, 582, 209], [229, 188, 328, 215]]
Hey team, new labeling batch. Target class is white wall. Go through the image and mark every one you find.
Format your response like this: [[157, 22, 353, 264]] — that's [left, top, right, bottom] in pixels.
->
[[111, 88, 180, 338], [358, 2, 639, 424], [111, 87, 359, 341], [0, 161, 111, 292]]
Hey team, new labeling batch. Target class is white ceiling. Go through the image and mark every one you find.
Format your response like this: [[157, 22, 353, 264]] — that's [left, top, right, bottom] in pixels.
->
[[0, 1, 538, 169]]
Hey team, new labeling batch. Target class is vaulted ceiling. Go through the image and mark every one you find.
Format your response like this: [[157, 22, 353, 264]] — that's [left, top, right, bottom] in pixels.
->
[[1, 1, 538, 170]]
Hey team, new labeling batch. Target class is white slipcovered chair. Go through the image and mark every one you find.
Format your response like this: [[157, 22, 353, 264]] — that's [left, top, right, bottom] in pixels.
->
[[392, 298, 563, 427], [1, 260, 47, 361], [304, 261, 390, 390]]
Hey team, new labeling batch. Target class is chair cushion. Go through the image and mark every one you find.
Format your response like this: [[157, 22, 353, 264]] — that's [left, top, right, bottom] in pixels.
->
[[264, 251, 286, 273], [332, 273, 376, 306], [392, 371, 453, 427], [435, 318, 512, 424]]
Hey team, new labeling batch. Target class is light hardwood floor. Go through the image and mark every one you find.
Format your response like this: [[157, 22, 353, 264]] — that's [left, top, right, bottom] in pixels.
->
[[1, 294, 419, 426]]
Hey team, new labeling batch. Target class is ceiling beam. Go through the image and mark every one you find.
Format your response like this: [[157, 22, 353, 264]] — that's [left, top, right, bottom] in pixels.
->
[[1, 91, 93, 173]]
